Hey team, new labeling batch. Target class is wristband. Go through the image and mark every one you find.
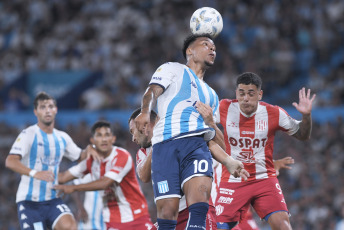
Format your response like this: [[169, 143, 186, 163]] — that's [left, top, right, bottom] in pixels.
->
[[29, 169, 37, 177]]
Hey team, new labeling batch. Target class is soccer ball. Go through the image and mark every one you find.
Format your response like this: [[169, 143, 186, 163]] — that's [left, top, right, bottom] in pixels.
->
[[190, 7, 223, 38]]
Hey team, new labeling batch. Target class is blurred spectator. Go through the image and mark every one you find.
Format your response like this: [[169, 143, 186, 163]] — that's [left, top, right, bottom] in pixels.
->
[[0, 0, 343, 110], [4, 87, 30, 112]]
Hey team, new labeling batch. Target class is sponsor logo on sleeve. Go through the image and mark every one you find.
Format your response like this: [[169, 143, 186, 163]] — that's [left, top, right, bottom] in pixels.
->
[[152, 76, 162, 81]]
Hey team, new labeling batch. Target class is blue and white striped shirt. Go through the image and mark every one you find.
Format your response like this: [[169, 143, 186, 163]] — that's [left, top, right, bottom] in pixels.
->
[[74, 175, 106, 230], [9, 124, 81, 203], [149, 62, 220, 145]]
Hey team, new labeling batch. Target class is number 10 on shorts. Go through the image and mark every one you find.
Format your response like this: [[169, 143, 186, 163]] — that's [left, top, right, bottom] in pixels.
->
[[193, 160, 208, 173]]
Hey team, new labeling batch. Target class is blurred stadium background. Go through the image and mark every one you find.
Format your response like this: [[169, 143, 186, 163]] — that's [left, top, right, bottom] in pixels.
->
[[0, 0, 344, 229]]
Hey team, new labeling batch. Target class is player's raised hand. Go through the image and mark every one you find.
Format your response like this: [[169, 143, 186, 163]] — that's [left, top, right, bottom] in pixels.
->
[[34, 170, 55, 182], [135, 112, 151, 136], [195, 101, 214, 126], [274, 156, 294, 176], [292, 88, 316, 115], [85, 144, 103, 161]]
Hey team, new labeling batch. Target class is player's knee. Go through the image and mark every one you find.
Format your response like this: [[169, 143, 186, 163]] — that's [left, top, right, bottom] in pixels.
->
[[54, 216, 77, 230], [157, 202, 179, 219], [158, 206, 179, 220], [267, 212, 291, 230], [157, 199, 179, 220]]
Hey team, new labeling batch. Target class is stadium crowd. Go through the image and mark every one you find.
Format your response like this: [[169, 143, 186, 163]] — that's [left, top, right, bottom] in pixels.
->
[[0, 0, 344, 110], [0, 0, 344, 229]]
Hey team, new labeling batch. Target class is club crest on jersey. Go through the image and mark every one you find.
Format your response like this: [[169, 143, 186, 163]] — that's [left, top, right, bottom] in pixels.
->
[[157, 180, 169, 194], [256, 120, 267, 131], [215, 205, 224, 216]]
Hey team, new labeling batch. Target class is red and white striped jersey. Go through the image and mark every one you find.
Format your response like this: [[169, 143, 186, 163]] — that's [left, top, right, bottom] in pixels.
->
[[219, 99, 300, 182], [69, 146, 150, 224]]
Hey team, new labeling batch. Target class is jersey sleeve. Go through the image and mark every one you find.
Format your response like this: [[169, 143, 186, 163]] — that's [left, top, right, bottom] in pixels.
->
[[278, 107, 301, 135], [149, 62, 176, 91], [68, 158, 89, 178], [62, 132, 82, 161], [9, 128, 34, 158], [105, 149, 132, 183]]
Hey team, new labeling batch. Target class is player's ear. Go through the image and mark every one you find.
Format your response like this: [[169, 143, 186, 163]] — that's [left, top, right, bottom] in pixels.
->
[[90, 137, 94, 144], [186, 47, 193, 58], [112, 136, 116, 144], [258, 90, 263, 100]]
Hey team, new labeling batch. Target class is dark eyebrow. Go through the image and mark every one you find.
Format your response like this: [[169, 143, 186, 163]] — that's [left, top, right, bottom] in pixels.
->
[[238, 89, 256, 92]]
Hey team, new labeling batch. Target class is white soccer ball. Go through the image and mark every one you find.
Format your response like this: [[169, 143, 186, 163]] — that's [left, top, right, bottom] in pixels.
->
[[190, 7, 223, 38]]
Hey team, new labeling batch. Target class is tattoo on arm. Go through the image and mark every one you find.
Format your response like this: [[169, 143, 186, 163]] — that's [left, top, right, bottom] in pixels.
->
[[293, 114, 312, 140], [141, 85, 164, 113]]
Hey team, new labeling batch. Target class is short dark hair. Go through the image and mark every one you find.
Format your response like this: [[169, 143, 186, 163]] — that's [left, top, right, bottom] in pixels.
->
[[236, 72, 262, 90], [182, 33, 213, 59], [33, 92, 56, 109], [91, 120, 112, 136], [128, 108, 158, 124]]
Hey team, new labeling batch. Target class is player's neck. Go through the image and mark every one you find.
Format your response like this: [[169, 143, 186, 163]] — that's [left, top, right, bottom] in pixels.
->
[[101, 147, 113, 159], [186, 62, 206, 81], [37, 122, 54, 134]]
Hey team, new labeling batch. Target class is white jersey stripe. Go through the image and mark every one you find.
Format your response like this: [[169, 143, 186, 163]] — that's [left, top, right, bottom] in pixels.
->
[[117, 186, 134, 223]]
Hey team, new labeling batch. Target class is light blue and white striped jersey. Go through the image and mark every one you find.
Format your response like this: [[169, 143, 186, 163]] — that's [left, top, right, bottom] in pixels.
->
[[74, 175, 105, 230], [149, 62, 220, 145], [9, 124, 81, 203]]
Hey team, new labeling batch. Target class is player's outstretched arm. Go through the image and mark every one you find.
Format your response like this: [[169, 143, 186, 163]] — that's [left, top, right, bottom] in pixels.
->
[[58, 170, 77, 184], [6, 154, 54, 182], [273, 156, 295, 176], [292, 87, 316, 141], [195, 101, 226, 150], [208, 140, 249, 180], [54, 177, 114, 194], [137, 149, 152, 183], [136, 85, 164, 136]]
